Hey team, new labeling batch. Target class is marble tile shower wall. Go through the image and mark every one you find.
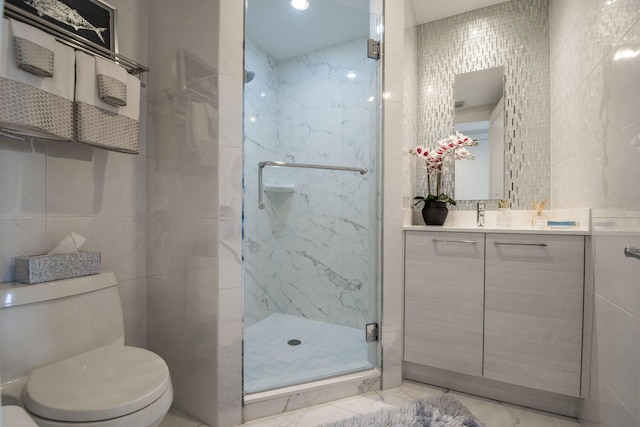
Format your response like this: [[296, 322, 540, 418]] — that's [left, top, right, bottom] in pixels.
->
[[549, 1, 640, 426], [243, 40, 279, 327], [0, 0, 149, 348], [411, 0, 550, 210], [243, 38, 377, 330]]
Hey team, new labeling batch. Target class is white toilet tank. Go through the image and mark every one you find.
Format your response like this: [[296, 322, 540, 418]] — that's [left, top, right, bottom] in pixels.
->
[[0, 272, 125, 384]]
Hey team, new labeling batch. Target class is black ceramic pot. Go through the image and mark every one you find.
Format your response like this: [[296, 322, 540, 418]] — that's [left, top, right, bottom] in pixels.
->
[[421, 201, 448, 226]]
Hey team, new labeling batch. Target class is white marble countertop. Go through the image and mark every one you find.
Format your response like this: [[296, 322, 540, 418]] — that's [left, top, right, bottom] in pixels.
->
[[403, 224, 590, 235], [403, 208, 591, 235]]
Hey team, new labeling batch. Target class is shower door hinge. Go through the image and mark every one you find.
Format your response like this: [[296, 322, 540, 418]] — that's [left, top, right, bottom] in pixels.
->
[[365, 323, 379, 343], [367, 39, 381, 60]]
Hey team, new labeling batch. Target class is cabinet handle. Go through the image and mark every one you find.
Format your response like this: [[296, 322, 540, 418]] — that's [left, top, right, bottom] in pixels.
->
[[625, 247, 640, 260], [432, 239, 477, 244], [494, 241, 548, 247]]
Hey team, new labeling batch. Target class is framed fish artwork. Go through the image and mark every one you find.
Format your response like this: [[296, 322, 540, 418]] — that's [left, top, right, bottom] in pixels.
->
[[6, 0, 117, 52]]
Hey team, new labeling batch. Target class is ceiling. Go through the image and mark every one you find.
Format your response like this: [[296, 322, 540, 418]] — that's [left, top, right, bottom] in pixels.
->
[[245, 0, 370, 61], [411, 0, 512, 25], [245, 0, 512, 61]]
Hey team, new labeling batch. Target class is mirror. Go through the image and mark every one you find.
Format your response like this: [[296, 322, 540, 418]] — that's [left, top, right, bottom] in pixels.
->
[[454, 67, 504, 200]]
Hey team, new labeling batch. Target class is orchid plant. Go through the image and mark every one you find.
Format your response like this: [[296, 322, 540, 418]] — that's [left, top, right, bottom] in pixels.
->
[[409, 132, 478, 207]]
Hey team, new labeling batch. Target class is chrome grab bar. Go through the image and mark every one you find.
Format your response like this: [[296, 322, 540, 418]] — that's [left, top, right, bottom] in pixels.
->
[[258, 161, 368, 209], [494, 242, 548, 247], [432, 239, 477, 244], [624, 247, 640, 260]]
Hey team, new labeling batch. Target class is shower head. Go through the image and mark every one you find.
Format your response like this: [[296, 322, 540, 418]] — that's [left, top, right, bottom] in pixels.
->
[[244, 69, 256, 83]]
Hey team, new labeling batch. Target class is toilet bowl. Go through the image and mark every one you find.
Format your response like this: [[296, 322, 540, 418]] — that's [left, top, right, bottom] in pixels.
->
[[0, 272, 173, 427], [2, 406, 38, 427]]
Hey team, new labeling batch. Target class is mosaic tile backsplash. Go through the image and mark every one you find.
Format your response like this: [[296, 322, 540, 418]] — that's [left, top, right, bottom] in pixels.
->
[[409, 0, 550, 210]]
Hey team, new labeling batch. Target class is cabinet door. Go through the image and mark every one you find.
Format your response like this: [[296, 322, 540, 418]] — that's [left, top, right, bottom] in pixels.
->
[[404, 231, 485, 377], [484, 234, 584, 396]]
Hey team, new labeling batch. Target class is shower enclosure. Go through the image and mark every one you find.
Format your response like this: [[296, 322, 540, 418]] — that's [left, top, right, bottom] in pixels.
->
[[242, 0, 381, 394]]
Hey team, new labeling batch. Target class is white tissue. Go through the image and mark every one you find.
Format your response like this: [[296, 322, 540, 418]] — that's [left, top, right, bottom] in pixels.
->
[[47, 232, 86, 255]]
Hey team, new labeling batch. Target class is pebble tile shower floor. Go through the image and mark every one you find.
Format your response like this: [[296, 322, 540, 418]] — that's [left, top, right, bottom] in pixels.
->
[[244, 313, 373, 394]]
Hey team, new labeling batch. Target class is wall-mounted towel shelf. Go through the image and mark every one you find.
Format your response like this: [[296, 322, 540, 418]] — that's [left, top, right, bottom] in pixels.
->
[[3, 3, 149, 83]]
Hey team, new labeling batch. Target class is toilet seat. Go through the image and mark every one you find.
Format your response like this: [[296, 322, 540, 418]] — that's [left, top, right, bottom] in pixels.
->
[[24, 345, 171, 423]]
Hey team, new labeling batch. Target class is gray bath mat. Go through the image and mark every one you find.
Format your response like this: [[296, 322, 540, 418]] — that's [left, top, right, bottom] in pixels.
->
[[319, 394, 485, 427]]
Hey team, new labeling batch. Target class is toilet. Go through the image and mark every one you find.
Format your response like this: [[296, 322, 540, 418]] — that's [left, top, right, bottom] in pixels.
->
[[2, 406, 38, 427], [0, 272, 173, 427]]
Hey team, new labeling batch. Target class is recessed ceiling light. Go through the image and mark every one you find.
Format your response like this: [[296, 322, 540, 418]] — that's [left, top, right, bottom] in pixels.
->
[[346, 72, 357, 79], [291, 0, 309, 11]]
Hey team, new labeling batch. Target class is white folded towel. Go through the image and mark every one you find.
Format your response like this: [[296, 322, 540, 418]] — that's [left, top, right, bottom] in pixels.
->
[[74, 51, 140, 153], [8, 19, 56, 50], [9, 18, 56, 77], [95, 55, 128, 106], [0, 18, 75, 140]]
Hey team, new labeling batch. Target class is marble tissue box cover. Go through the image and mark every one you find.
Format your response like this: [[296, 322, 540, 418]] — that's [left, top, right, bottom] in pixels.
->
[[15, 252, 101, 284]]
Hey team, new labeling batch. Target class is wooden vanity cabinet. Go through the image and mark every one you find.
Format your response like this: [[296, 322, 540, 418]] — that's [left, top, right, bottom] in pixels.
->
[[483, 233, 584, 396], [404, 230, 585, 397], [404, 231, 485, 377]]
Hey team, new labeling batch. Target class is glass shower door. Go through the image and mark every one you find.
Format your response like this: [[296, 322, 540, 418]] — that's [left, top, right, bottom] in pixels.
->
[[242, 0, 381, 394]]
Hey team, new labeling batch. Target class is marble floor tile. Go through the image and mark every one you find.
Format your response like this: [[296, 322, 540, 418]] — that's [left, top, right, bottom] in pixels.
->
[[234, 380, 581, 427], [447, 390, 522, 426], [501, 402, 584, 427], [159, 381, 581, 427], [159, 409, 210, 427]]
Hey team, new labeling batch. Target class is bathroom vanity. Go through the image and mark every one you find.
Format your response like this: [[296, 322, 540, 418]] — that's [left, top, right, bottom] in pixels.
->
[[402, 212, 590, 416]]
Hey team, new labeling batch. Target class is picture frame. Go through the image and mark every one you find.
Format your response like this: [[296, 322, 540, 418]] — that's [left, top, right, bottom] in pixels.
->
[[6, 0, 117, 52]]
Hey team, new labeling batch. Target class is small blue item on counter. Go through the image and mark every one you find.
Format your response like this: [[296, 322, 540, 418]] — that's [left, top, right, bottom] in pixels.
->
[[546, 220, 577, 228]]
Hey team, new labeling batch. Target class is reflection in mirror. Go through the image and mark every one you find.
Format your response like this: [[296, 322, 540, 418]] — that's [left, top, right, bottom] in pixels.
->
[[454, 67, 504, 201]]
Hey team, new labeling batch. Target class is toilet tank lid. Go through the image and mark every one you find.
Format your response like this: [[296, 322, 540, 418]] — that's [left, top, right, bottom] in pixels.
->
[[0, 272, 117, 308]]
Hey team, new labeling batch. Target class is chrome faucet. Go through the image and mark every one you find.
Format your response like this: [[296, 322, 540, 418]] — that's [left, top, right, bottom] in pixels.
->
[[477, 202, 485, 227]]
